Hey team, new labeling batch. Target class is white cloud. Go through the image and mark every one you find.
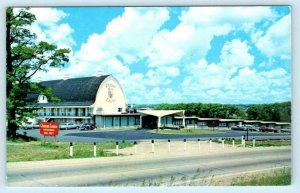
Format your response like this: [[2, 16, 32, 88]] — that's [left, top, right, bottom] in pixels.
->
[[219, 39, 254, 68], [75, 33, 111, 63], [138, 87, 161, 103], [29, 8, 75, 82], [29, 8, 67, 26], [146, 21, 232, 68], [180, 7, 275, 27], [144, 67, 180, 86], [79, 7, 170, 64], [181, 39, 253, 93], [27, 8, 75, 51], [145, 7, 274, 69], [57, 7, 170, 83], [30, 7, 290, 104], [254, 14, 291, 60], [179, 34, 290, 103]]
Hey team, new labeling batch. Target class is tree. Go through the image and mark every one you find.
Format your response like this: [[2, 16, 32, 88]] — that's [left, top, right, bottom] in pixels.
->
[[246, 102, 291, 122], [6, 8, 70, 138]]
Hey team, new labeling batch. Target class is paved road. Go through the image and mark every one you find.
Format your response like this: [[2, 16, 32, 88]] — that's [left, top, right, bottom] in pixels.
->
[[7, 146, 291, 186], [18, 128, 291, 142]]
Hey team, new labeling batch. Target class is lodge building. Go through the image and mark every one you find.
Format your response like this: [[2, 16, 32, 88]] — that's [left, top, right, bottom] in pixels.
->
[[28, 75, 290, 130]]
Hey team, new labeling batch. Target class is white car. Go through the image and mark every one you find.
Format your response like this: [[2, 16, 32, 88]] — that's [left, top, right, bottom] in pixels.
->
[[59, 123, 78, 130]]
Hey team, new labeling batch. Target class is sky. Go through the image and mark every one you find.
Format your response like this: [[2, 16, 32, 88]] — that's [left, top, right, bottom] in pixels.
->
[[24, 6, 291, 104]]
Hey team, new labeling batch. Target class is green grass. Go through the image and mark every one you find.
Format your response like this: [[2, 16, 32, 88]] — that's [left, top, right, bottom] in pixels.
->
[[149, 129, 224, 135], [231, 167, 291, 186], [7, 140, 134, 162], [212, 138, 291, 147]]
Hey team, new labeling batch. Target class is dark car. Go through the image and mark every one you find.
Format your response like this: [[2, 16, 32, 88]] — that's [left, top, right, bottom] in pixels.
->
[[280, 128, 291, 133], [259, 127, 278, 133], [79, 123, 95, 130], [230, 125, 246, 131], [245, 125, 260, 132]]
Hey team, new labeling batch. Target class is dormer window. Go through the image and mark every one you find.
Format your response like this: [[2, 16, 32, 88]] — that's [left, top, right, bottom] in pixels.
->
[[38, 95, 48, 103]]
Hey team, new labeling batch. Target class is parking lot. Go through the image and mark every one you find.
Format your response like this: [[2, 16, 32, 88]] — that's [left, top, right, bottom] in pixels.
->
[[18, 128, 291, 143]]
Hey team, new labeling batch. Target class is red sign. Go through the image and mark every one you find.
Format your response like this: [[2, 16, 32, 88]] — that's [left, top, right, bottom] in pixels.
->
[[39, 122, 59, 136]]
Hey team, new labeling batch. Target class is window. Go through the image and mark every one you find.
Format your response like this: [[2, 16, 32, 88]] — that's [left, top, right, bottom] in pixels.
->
[[118, 108, 122, 112], [113, 117, 120, 127], [121, 116, 128, 127], [135, 116, 140, 125], [38, 95, 48, 103], [198, 122, 207, 126], [105, 116, 113, 127], [219, 122, 227, 127], [167, 116, 173, 125], [128, 116, 135, 126]]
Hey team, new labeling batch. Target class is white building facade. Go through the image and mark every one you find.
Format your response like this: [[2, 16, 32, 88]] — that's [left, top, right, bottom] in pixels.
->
[[30, 75, 140, 128]]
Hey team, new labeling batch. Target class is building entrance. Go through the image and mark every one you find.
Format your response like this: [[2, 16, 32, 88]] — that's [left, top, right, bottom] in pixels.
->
[[142, 115, 158, 129]]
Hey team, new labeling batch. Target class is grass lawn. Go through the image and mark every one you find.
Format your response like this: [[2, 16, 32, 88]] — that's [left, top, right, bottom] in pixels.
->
[[149, 129, 224, 135], [213, 138, 291, 147], [231, 167, 291, 185], [7, 140, 134, 162]]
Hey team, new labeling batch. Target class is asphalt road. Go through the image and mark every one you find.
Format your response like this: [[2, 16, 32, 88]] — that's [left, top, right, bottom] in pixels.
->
[[18, 128, 292, 142], [7, 146, 291, 186]]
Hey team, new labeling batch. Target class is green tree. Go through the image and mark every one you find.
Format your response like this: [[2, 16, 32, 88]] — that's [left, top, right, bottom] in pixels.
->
[[6, 8, 70, 138], [246, 102, 291, 122]]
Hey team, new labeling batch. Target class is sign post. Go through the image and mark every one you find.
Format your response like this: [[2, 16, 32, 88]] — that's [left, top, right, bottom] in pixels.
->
[[39, 122, 59, 144]]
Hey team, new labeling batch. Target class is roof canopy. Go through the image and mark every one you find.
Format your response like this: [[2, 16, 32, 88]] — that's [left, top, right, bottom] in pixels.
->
[[137, 109, 184, 117]]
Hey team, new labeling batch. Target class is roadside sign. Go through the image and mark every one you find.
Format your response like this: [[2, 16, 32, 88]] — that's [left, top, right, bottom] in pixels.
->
[[39, 122, 59, 144], [39, 122, 59, 136]]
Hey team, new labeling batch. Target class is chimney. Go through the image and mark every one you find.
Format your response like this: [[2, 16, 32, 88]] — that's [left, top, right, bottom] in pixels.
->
[[96, 69, 103, 77], [63, 73, 70, 80]]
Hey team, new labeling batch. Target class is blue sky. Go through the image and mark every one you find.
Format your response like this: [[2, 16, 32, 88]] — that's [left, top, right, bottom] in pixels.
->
[[27, 6, 291, 104]]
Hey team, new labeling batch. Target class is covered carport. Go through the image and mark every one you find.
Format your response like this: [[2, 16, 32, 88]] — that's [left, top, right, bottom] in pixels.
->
[[137, 109, 185, 129]]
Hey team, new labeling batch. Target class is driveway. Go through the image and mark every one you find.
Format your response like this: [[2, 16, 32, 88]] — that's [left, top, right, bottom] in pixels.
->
[[18, 128, 291, 142]]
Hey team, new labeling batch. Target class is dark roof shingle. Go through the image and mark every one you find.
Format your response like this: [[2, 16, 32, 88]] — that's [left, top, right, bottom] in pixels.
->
[[34, 75, 109, 103]]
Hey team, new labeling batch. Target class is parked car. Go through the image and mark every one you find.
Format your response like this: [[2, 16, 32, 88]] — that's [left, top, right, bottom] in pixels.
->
[[231, 125, 259, 132], [59, 122, 78, 130], [280, 128, 291, 133], [245, 125, 260, 132], [24, 118, 44, 129], [230, 125, 246, 131], [79, 123, 95, 130], [259, 127, 278, 133]]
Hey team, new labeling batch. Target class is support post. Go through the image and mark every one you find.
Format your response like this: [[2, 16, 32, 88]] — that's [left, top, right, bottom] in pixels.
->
[[139, 116, 142, 128], [246, 128, 249, 141], [116, 141, 119, 155], [151, 139, 154, 153], [209, 138, 212, 149], [70, 142, 73, 157], [184, 139, 187, 151], [232, 138, 235, 147], [93, 142, 97, 157], [222, 138, 225, 148], [134, 141, 137, 154], [158, 117, 161, 129], [253, 138, 256, 147]]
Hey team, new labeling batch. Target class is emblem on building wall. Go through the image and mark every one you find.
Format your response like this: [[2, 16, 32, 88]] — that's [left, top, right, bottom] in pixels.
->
[[106, 83, 116, 102]]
